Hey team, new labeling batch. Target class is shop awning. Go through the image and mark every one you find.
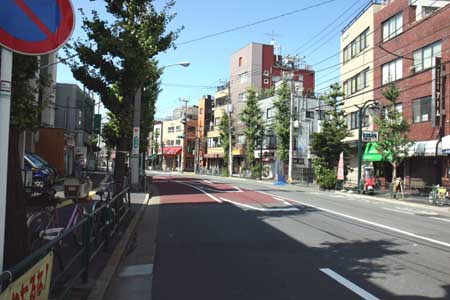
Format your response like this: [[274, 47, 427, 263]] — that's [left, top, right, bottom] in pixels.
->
[[363, 142, 391, 162], [162, 146, 182, 156], [442, 136, 450, 154], [408, 140, 441, 156], [148, 153, 157, 160], [204, 153, 224, 158]]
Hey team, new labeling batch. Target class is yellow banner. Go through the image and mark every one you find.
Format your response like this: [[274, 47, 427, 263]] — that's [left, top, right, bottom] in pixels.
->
[[1, 251, 54, 300]]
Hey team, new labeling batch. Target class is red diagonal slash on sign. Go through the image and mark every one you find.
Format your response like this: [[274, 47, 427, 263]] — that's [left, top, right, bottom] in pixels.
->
[[15, 0, 54, 38], [0, 0, 74, 55]]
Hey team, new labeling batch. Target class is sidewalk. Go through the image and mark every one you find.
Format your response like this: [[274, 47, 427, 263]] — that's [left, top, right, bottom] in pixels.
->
[[86, 190, 156, 300]]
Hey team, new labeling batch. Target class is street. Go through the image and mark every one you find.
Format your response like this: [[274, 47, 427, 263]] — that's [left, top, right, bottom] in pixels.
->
[[151, 174, 450, 300]]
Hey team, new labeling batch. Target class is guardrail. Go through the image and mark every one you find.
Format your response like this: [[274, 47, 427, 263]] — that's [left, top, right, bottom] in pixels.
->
[[0, 184, 132, 300]]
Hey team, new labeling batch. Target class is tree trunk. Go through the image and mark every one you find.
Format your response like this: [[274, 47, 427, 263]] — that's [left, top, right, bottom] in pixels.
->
[[114, 135, 128, 194], [392, 162, 397, 181], [4, 127, 29, 269]]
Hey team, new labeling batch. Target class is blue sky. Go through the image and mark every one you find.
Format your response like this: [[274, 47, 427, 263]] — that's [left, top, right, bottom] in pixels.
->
[[57, 0, 368, 118]]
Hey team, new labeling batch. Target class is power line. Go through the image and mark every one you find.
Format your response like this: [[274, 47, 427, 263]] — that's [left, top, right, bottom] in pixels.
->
[[176, 0, 339, 46], [293, 0, 367, 54]]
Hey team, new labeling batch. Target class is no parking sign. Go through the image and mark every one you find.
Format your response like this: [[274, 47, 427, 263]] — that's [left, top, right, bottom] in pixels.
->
[[0, 0, 75, 55]]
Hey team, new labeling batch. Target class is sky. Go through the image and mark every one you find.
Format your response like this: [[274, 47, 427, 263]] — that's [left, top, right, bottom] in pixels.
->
[[56, 0, 370, 119]]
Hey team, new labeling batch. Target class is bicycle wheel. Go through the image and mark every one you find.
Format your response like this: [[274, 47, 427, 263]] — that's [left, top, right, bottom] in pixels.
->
[[27, 210, 55, 252]]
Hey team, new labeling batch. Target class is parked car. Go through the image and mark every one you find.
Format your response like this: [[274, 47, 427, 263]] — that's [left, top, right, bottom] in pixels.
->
[[24, 154, 55, 189], [26, 153, 58, 179]]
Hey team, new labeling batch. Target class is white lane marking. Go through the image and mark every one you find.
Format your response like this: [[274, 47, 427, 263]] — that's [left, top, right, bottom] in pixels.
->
[[232, 185, 244, 192], [203, 180, 214, 185], [174, 181, 222, 203], [263, 193, 450, 249], [382, 207, 416, 215], [430, 217, 450, 223], [220, 197, 299, 212], [119, 264, 153, 277], [330, 195, 345, 198], [273, 196, 292, 206], [320, 268, 380, 300]]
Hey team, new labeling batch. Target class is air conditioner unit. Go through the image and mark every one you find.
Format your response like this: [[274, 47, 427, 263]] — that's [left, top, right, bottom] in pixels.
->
[[263, 70, 269, 77]]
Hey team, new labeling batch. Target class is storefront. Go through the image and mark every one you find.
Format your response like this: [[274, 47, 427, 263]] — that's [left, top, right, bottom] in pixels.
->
[[204, 153, 224, 173], [162, 146, 182, 171], [254, 150, 276, 179]]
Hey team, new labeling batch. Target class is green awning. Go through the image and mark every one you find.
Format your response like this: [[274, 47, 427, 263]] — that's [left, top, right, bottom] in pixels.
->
[[148, 153, 157, 160], [363, 142, 391, 162]]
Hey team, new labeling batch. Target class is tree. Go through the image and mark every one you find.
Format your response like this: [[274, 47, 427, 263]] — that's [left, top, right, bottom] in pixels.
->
[[66, 0, 180, 190], [311, 83, 351, 188], [374, 83, 410, 180], [240, 87, 264, 177], [5, 54, 50, 268], [218, 111, 234, 176], [273, 81, 291, 172]]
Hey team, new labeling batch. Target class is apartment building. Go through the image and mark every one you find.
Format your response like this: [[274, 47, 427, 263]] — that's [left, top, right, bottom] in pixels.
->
[[340, 0, 386, 184], [229, 42, 315, 172], [373, 0, 450, 187], [197, 95, 213, 170], [204, 86, 229, 173]]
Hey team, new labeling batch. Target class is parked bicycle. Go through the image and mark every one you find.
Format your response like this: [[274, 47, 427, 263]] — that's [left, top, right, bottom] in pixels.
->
[[428, 185, 450, 206]]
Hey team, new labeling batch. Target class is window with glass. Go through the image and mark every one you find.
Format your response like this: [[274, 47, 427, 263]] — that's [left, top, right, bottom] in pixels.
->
[[382, 59, 402, 85], [412, 96, 431, 123], [237, 135, 246, 145], [306, 111, 314, 119], [343, 28, 369, 63], [208, 137, 221, 148], [176, 139, 181, 145], [266, 107, 274, 119], [343, 68, 369, 96], [413, 41, 441, 72], [168, 126, 174, 133], [214, 117, 221, 126], [238, 92, 246, 102], [176, 125, 181, 132], [383, 103, 403, 121], [348, 111, 369, 129], [382, 12, 403, 42]]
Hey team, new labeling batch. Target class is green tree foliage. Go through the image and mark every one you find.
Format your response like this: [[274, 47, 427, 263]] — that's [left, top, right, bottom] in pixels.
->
[[240, 87, 264, 177], [374, 83, 410, 180], [5, 54, 51, 267], [311, 84, 351, 188], [273, 81, 291, 165], [66, 0, 180, 185], [218, 111, 234, 176]]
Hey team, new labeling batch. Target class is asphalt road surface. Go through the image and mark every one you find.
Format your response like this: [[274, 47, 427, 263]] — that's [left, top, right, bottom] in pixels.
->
[[150, 173, 450, 300]]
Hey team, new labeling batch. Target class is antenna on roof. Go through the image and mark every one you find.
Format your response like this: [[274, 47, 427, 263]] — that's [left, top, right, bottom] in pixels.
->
[[265, 30, 282, 57]]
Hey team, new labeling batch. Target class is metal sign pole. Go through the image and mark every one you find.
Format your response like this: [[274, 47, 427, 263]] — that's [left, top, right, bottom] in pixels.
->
[[0, 48, 13, 273]]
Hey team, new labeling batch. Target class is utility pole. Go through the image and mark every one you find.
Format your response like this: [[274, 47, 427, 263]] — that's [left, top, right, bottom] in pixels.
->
[[227, 82, 233, 177], [179, 98, 189, 173], [131, 88, 142, 190], [285, 55, 300, 184]]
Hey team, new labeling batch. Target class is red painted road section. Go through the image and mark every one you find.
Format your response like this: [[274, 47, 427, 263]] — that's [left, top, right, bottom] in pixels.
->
[[154, 176, 293, 209]]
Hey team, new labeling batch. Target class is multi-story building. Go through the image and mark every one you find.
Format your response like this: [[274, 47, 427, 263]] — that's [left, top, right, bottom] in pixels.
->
[[161, 105, 198, 172], [197, 95, 213, 170], [148, 121, 163, 169], [204, 86, 230, 173], [53, 83, 95, 173], [340, 0, 386, 184], [373, 0, 450, 187], [229, 42, 315, 172]]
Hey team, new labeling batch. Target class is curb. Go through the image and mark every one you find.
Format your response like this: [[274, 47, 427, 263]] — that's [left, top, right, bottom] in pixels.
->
[[86, 191, 151, 300]]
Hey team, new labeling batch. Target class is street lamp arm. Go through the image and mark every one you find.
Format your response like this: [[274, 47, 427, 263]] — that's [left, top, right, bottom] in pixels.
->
[[161, 61, 191, 70]]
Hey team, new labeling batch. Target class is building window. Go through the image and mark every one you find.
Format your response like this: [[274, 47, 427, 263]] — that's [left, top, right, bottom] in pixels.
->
[[384, 103, 403, 121], [413, 41, 441, 73], [348, 111, 368, 130], [176, 125, 181, 132], [238, 92, 246, 102], [188, 126, 196, 133], [237, 134, 246, 145], [343, 28, 369, 63], [155, 128, 160, 134], [382, 12, 403, 42], [207, 137, 221, 148], [238, 57, 242, 67], [200, 108, 203, 115], [422, 6, 438, 18], [176, 139, 181, 145], [306, 111, 314, 119], [168, 126, 174, 133], [239, 72, 248, 84], [412, 96, 431, 123], [343, 68, 369, 96], [382, 58, 402, 85], [266, 107, 274, 119], [318, 110, 326, 120], [214, 117, 221, 126]]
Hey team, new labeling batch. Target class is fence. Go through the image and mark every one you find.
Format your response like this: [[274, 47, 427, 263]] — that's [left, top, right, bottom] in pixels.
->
[[0, 183, 131, 300]]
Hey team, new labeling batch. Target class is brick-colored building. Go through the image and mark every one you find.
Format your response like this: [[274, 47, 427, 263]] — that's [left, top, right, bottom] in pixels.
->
[[197, 95, 213, 171], [373, 0, 450, 186]]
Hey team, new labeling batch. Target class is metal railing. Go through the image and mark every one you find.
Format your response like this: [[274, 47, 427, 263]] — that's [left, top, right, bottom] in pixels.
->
[[0, 184, 132, 300]]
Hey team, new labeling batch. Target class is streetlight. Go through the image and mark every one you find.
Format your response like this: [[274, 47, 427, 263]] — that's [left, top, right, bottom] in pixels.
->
[[356, 99, 380, 194], [131, 61, 190, 189]]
